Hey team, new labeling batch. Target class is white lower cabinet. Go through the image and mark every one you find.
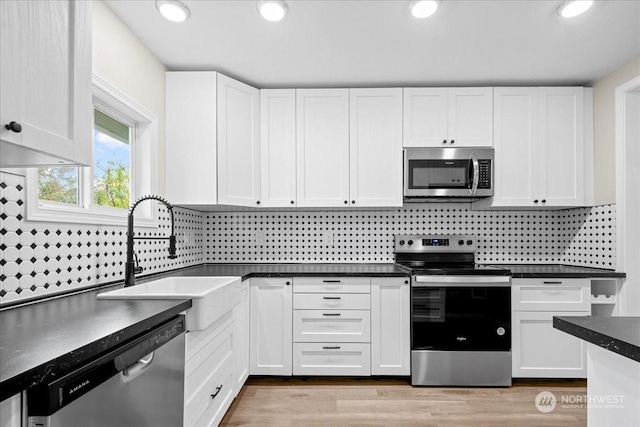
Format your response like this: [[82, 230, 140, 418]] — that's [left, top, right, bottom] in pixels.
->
[[249, 278, 293, 375], [371, 277, 410, 376], [512, 310, 589, 378], [184, 313, 237, 427], [512, 278, 590, 378], [292, 277, 371, 376]]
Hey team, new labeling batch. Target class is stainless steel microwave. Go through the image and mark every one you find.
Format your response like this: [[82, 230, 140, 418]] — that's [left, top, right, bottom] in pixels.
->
[[404, 147, 494, 198]]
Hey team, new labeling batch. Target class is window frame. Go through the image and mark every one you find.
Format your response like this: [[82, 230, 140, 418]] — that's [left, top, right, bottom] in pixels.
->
[[26, 75, 159, 227]]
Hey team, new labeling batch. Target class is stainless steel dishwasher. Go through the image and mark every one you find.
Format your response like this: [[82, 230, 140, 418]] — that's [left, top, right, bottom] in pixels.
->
[[27, 315, 185, 427]]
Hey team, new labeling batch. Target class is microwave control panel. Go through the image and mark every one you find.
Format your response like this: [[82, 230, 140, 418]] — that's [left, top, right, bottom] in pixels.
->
[[478, 160, 491, 189]]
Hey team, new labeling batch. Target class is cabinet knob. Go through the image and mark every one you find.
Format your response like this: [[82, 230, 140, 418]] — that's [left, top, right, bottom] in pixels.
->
[[290, 200, 294, 204], [404, 280, 409, 285], [285, 281, 290, 286], [256, 200, 260, 205], [541, 199, 546, 203], [351, 200, 355, 204], [344, 200, 348, 204], [450, 139, 455, 144], [4, 121, 22, 133], [442, 139, 447, 144], [534, 199, 539, 204]]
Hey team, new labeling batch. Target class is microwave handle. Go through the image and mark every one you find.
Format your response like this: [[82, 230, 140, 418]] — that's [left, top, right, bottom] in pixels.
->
[[470, 153, 480, 195]]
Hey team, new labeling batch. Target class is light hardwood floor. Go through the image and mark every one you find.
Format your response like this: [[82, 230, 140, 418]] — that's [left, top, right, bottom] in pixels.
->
[[220, 377, 587, 427]]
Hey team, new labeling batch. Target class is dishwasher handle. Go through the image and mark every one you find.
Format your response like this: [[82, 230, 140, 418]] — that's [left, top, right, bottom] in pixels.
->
[[121, 351, 155, 383]]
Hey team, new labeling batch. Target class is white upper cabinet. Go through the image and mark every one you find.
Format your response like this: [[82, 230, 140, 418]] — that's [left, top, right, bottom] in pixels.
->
[[0, 0, 92, 167], [492, 87, 538, 206], [166, 72, 218, 205], [296, 89, 350, 207], [492, 87, 590, 208], [538, 87, 585, 206], [403, 87, 493, 147], [349, 88, 403, 207], [260, 89, 297, 207], [217, 74, 261, 207]]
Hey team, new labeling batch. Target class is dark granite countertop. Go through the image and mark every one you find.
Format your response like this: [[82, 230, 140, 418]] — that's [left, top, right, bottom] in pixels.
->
[[0, 289, 191, 401], [489, 264, 625, 278], [554, 316, 640, 363]]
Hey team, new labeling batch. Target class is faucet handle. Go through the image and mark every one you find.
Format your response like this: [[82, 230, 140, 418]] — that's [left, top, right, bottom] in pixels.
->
[[134, 253, 144, 275]]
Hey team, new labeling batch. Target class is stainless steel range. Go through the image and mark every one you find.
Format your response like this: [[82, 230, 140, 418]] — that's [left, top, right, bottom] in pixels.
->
[[394, 234, 512, 387]]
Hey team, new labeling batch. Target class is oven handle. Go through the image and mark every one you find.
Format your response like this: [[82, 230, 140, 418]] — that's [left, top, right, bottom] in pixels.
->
[[413, 275, 511, 285]]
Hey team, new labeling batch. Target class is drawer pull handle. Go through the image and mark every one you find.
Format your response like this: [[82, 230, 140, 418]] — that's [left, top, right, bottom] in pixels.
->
[[543, 281, 563, 284], [323, 346, 341, 350], [323, 297, 341, 300], [210, 385, 222, 400], [323, 313, 341, 316], [323, 280, 341, 283]]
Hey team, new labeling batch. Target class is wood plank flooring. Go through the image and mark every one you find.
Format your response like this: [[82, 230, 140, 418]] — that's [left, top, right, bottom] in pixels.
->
[[220, 377, 587, 427]]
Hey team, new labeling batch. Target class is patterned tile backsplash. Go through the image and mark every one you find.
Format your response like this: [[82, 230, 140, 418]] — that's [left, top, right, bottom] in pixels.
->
[[0, 171, 616, 305]]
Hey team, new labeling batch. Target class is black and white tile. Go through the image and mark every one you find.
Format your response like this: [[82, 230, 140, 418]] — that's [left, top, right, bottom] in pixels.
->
[[0, 170, 617, 305], [0, 172, 204, 304]]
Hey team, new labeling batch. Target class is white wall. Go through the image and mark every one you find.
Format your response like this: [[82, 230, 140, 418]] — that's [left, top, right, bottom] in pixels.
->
[[92, 0, 167, 194], [592, 55, 640, 205]]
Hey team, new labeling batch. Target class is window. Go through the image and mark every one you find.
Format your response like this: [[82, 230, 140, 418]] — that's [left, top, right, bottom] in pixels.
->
[[27, 76, 158, 226]]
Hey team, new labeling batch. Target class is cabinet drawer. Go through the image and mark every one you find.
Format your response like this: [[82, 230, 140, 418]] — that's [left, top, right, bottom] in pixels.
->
[[293, 343, 371, 376], [185, 318, 234, 402], [294, 277, 370, 294], [512, 278, 590, 311], [293, 293, 371, 310], [186, 355, 235, 427], [293, 310, 370, 343]]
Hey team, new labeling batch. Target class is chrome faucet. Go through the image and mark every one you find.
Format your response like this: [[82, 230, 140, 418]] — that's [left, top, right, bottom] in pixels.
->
[[125, 195, 178, 287]]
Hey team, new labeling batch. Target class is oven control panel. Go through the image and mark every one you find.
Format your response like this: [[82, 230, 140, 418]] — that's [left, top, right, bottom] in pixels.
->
[[394, 235, 477, 253]]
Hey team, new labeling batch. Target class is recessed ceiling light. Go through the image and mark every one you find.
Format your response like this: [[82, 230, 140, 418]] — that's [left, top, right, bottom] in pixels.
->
[[257, 0, 289, 22], [557, 0, 594, 18], [155, 0, 191, 22], [409, 0, 440, 19]]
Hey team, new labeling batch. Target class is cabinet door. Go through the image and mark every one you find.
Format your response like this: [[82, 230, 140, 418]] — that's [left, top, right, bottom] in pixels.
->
[[217, 74, 261, 206], [0, 0, 91, 166], [296, 89, 350, 207], [166, 72, 217, 205], [492, 87, 539, 207], [402, 88, 448, 147], [371, 277, 410, 375], [260, 89, 297, 207], [249, 278, 292, 375], [538, 87, 585, 206], [349, 88, 403, 207], [448, 88, 494, 147], [512, 311, 588, 378], [234, 280, 250, 395]]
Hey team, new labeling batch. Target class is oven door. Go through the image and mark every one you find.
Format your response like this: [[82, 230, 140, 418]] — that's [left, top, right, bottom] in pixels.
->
[[411, 275, 511, 351]]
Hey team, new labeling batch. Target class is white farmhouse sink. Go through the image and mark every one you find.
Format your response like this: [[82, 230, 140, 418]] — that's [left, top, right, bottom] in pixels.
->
[[97, 276, 241, 331]]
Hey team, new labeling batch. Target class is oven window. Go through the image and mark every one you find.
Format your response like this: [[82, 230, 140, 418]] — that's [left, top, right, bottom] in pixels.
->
[[409, 160, 471, 189], [412, 286, 511, 351]]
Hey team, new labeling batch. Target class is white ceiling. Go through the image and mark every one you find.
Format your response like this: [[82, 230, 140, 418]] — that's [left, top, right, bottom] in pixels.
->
[[104, 0, 640, 88]]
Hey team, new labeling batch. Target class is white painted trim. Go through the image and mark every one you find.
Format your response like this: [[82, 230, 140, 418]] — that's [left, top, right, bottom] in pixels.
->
[[25, 75, 159, 227], [615, 74, 640, 316]]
